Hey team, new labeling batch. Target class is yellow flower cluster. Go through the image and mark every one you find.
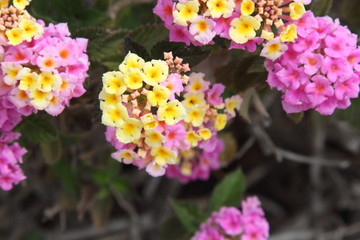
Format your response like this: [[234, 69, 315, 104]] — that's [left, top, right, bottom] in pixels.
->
[[99, 52, 189, 169], [0, 1, 43, 46], [230, 0, 306, 44]]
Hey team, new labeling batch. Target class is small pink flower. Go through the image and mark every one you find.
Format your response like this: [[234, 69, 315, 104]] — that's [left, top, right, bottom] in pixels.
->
[[153, 0, 174, 25], [207, 83, 225, 105], [301, 53, 323, 75], [166, 24, 192, 46]]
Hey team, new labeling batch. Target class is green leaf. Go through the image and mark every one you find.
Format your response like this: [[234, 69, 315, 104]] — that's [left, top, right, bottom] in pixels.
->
[[160, 217, 189, 240], [214, 55, 267, 93], [171, 200, 204, 233], [40, 138, 62, 165], [287, 112, 305, 124], [310, 0, 333, 16], [111, 177, 130, 194], [151, 41, 210, 67], [52, 160, 79, 200], [129, 24, 169, 51], [209, 169, 246, 211], [335, 97, 360, 129], [16, 115, 58, 144], [115, 3, 157, 29], [124, 36, 151, 60]]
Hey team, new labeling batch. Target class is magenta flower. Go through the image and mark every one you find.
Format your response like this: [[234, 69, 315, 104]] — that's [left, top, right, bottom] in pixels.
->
[[192, 196, 269, 240], [207, 83, 225, 106], [265, 12, 360, 115]]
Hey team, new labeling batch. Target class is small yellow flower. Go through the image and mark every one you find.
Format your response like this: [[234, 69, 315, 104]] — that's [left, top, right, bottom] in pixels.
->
[[151, 146, 177, 166], [225, 95, 242, 117], [182, 92, 206, 109], [241, 0, 255, 16], [102, 71, 127, 95], [37, 72, 62, 92], [289, 2, 305, 20], [260, 30, 274, 41], [186, 131, 202, 147], [19, 18, 43, 41], [102, 103, 129, 127], [18, 67, 38, 91], [198, 128, 212, 140], [173, 0, 199, 26], [119, 52, 145, 73], [99, 90, 120, 110], [1, 63, 22, 85], [0, 0, 9, 9], [140, 113, 158, 130], [147, 85, 171, 106], [29, 88, 52, 110], [116, 117, 143, 144], [280, 24, 298, 42], [187, 72, 207, 93], [143, 60, 169, 86], [214, 113, 227, 130], [124, 67, 144, 89], [260, 37, 288, 60], [145, 129, 165, 148], [185, 107, 206, 127], [112, 150, 137, 164], [206, 0, 235, 18], [5, 28, 26, 46], [13, 0, 30, 10], [157, 100, 186, 125], [229, 16, 260, 44]]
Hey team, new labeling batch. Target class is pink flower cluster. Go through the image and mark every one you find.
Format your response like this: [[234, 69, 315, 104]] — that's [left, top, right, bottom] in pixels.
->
[[1, 21, 89, 116], [192, 196, 269, 240], [0, 131, 27, 191], [166, 134, 224, 183], [0, 78, 28, 191], [153, 0, 311, 55], [265, 12, 360, 115]]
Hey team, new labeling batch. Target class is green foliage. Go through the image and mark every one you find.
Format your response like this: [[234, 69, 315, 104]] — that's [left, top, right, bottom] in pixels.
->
[[309, 0, 333, 16], [215, 54, 267, 93], [51, 160, 80, 200], [168, 169, 246, 238], [171, 200, 206, 233], [160, 217, 188, 240], [16, 115, 58, 147], [335, 98, 360, 129], [29, 0, 109, 30], [40, 138, 62, 164], [209, 169, 246, 211], [115, 3, 157, 29], [124, 36, 151, 61], [287, 112, 305, 124], [151, 41, 211, 67]]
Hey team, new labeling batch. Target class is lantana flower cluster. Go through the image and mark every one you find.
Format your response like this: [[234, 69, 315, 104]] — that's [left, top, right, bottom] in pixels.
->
[[0, 0, 89, 191], [154, 0, 310, 56], [265, 11, 360, 115], [0, 0, 43, 46], [1, 22, 89, 116], [165, 134, 224, 183], [100, 52, 242, 178], [192, 196, 269, 240], [0, 92, 27, 191], [0, 130, 27, 191]]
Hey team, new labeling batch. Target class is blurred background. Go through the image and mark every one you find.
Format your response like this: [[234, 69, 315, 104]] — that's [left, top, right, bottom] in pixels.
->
[[1, 0, 360, 239]]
